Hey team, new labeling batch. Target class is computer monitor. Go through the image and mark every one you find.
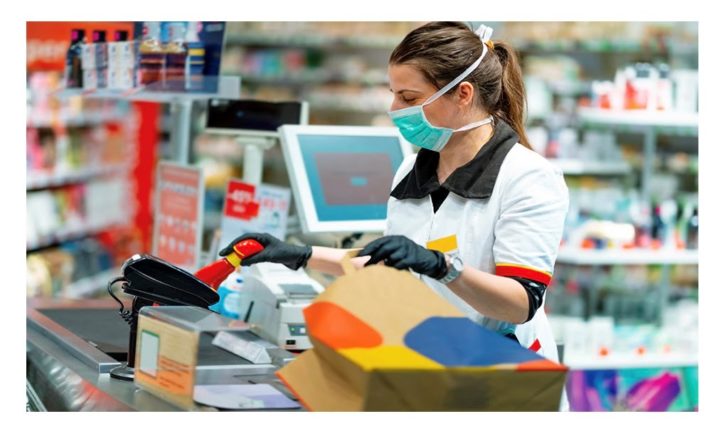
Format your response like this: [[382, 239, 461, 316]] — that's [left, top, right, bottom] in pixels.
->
[[205, 99, 309, 138], [278, 125, 413, 234]]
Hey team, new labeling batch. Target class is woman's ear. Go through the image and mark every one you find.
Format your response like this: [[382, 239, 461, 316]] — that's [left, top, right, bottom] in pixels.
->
[[456, 81, 476, 107]]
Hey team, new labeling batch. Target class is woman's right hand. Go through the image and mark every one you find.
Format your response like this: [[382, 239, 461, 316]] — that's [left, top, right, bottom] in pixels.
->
[[219, 233, 312, 270]]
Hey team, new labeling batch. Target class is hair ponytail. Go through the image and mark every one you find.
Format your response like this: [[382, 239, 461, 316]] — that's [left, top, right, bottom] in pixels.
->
[[490, 41, 530, 150]]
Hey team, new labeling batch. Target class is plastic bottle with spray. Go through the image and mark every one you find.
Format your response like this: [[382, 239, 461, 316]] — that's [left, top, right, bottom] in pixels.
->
[[194, 238, 263, 290], [64, 29, 85, 89]]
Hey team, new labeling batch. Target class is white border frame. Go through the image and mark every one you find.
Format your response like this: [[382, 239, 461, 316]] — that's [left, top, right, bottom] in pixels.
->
[[151, 161, 205, 270], [278, 124, 413, 234]]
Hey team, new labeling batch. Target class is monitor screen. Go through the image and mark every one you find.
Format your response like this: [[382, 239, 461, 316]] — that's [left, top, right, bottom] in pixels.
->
[[279, 125, 412, 234]]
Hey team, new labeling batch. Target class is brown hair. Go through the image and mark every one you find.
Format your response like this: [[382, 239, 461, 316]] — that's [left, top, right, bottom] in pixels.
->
[[390, 21, 531, 149]]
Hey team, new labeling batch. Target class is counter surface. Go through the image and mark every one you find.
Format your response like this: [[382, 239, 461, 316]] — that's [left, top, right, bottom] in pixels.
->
[[26, 298, 296, 412]]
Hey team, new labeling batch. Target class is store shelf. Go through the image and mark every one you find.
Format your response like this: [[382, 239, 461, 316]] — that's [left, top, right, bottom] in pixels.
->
[[65, 267, 122, 299], [578, 108, 698, 131], [516, 40, 697, 56], [225, 33, 401, 50], [556, 248, 698, 266], [546, 80, 591, 96], [564, 352, 697, 369], [550, 159, 632, 176], [54, 76, 241, 103], [240, 72, 388, 87], [27, 113, 126, 128], [27, 165, 129, 190], [312, 106, 385, 114], [27, 222, 124, 252]]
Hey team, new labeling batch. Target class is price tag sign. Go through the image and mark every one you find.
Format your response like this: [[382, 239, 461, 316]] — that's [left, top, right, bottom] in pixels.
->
[[217, 179, 291, 255], [224, 181, 259, 221], [152, 162, 204, 271]]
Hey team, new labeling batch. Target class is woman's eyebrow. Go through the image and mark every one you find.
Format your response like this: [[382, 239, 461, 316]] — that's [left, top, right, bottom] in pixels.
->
[[390, 89, 423, 94]]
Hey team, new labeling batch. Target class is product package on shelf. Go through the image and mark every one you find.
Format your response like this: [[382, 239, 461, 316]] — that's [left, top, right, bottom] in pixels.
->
[[134, 21, 224, 93], [26, 233, 139, 299], [107, 30, 136, 90], [26, 177, 131, 250]]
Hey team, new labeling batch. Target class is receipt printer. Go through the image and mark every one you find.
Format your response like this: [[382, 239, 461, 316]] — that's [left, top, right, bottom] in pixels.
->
[[239, 263, 324, 350]]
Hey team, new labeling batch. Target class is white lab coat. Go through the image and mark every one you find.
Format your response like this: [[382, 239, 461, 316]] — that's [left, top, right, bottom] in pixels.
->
[[385, 142, 570, 411]]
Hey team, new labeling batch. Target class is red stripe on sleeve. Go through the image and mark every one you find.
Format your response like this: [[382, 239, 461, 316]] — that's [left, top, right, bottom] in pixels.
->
[[495, 265, 552, 285], [529, 338, 541, 352]]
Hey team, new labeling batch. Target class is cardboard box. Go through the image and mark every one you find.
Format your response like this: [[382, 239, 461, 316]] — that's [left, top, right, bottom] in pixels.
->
[[277, 262, 567, 411], [134, 306, 293, 409]]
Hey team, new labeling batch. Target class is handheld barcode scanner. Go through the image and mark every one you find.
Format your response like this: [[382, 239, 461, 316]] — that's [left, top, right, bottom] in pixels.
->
[[107, 254, 220, 381]]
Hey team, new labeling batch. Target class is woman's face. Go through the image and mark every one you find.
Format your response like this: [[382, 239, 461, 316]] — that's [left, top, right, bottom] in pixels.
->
[[388, 63, 460, 129]]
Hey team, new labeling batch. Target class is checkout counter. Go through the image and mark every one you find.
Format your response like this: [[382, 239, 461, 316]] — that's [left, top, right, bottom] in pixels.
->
[[26, 123, 412, 411], [26, 298, 300, 411]]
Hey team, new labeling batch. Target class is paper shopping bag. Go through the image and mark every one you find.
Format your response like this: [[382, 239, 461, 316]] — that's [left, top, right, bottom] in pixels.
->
[[276, 256, 567, 411]]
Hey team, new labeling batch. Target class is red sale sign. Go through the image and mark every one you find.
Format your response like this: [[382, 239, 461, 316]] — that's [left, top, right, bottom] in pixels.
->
[[216, 179, 291, 255], [224, 181, 260, 221]]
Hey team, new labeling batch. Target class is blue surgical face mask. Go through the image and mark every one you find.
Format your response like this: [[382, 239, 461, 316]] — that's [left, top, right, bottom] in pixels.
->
[[389, 24, 495, 152]]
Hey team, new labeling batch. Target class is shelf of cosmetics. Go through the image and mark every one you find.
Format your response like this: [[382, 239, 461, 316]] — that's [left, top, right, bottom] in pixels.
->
[[26, 178, 131, 251], [222, 46, 390, 87], [26, 234, 142, 299], [549, 261, 697, 308], [27, 121, 134, 190], [587, 62, 697, 118], [223, 22, 419, 49], [63, 22, 208, 92], [547, 302, 698, 369], [27, 71, 132, 125], [223, 21, 697, 54], [561, 184, 698, 258]]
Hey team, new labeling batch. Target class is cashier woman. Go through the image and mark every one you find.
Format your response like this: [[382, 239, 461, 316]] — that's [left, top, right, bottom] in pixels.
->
[[221, 21, 569, 408]]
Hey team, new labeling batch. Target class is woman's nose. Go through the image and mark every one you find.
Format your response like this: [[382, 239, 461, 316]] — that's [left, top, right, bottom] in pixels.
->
[[389, 100, 403, 112]]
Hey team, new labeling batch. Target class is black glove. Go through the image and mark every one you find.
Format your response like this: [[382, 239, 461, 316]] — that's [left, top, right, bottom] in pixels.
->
[[219, 233, 312, 270], [358, 235, 448, 279]]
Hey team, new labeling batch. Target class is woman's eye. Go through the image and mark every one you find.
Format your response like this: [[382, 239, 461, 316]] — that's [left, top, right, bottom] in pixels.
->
[[402, 97, 415, 104]]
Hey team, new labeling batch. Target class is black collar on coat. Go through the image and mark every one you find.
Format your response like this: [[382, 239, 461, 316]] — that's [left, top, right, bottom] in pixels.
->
[[390, 118, 519, 200]]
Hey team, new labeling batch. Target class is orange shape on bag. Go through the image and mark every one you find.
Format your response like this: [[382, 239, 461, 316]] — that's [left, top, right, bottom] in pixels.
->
[[304, 301, 383, 349]]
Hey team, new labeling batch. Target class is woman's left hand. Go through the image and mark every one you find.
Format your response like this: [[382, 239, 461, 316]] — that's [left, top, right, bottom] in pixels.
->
[[358, 235, 448, 279]]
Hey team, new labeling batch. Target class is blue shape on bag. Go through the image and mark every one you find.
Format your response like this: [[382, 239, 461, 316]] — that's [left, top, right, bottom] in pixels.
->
[[404, 317, 544, 367]]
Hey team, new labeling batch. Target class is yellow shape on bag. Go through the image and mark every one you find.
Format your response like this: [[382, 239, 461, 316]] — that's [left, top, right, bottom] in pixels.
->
[[338, 346, 444, 371]]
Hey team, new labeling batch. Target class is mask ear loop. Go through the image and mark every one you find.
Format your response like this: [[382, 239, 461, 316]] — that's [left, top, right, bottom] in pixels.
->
[[468, 24, 496, 129], [421, 27, 494, 110], [422, 24, 495, 109]]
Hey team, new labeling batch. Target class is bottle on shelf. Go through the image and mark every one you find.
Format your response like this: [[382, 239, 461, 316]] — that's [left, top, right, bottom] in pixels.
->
[[64, 29, 85, 89], [650, 203, 666, 248], [686, 206, 698, 250], [113, 30, 136, 90], [92, 30, 108, 89], [656, 63, 674, 112]]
